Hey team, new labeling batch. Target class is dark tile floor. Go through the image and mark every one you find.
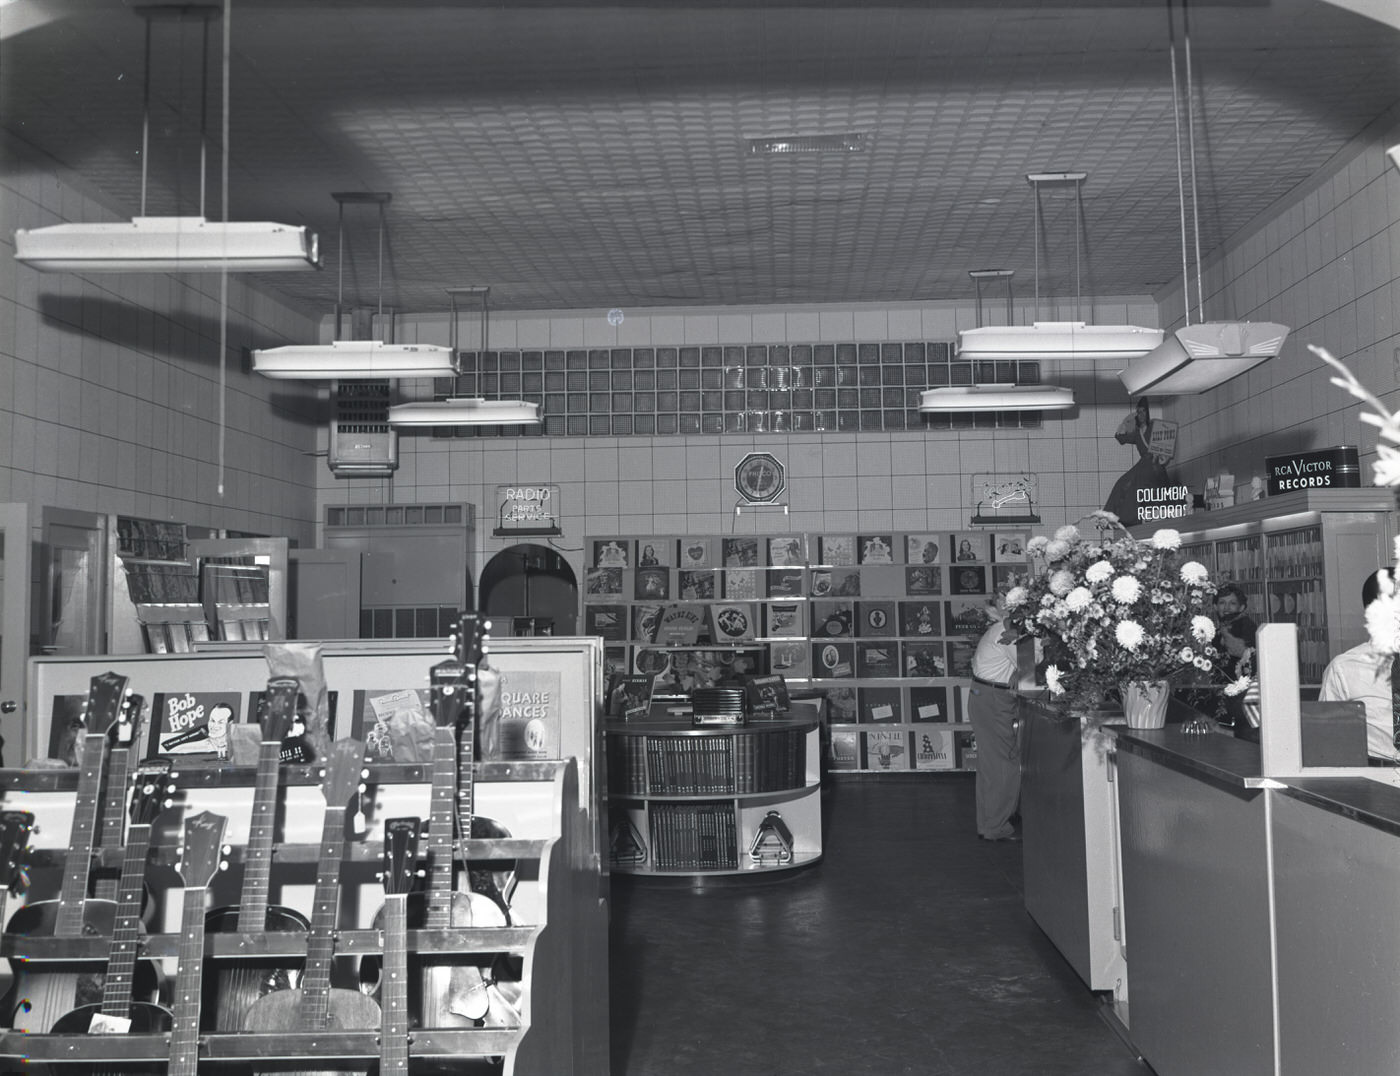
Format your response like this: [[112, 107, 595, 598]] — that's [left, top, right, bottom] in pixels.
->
[[609, 774, 1146, 1076]]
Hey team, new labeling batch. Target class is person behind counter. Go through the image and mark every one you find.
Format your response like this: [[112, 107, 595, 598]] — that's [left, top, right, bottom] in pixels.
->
[[1213, 584, 1258, 729], [1318, 568, 1398, 764], [968, 604, 1025, 842]]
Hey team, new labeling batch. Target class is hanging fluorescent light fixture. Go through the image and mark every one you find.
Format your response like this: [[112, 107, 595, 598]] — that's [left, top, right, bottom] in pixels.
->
[[252, 339, 455, 380], [13, 8, 317, 275], [919, 384, 1075, 413], [957, 175, 1159, 361], [388, 397, 541, 427], [1118, 321, 1289, 396], [1117, 4, 1288, 397]]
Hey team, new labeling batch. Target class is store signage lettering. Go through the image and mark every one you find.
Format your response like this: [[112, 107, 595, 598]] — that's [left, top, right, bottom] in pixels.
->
[[1135, 485, 1191, 520], [496, 484, 560, 531], [1264, 447, 1360, 496]]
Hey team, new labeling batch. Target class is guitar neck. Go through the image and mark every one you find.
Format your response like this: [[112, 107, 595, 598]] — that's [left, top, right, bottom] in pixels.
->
[[300, 804, 349, 1029], [380, 894, 411, 1074], [55, 733, 108, 936], [425, 727, 457, 930], [98, 821, 154, 1015], [235, 739, 283, 930], [457, 720, 477, 846], [93, 740, 131, 902], [169, 886, 210, 1076]]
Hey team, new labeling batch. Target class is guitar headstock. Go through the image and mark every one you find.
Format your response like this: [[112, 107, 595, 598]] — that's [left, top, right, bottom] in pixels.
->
[[128, 758, 175, 828], [429, 615, 490, 728], [452, 614, 489, 668], [318, 737, 367, 810], [108, 690, 144, 748], [174, 811, 228, 890], [0, 811, 35, 895], [83, 671, 131, 735], [382, 817, 421, 896], [258, 677, 302, 744]]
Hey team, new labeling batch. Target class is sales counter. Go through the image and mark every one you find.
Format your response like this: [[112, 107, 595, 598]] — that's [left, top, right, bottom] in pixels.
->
[[1022, 696, 1400, 1075]]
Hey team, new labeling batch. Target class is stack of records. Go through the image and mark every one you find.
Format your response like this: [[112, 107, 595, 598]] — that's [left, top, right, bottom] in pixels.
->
[[691, 686, 747, 726]]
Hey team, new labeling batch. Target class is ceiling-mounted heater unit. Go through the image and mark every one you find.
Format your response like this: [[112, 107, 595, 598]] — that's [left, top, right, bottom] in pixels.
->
[[328, 380, 398, 476]]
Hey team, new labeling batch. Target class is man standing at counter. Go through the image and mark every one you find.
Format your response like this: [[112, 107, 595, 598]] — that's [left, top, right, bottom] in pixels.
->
[[1318, 568, 1398, 764], [969, 605, 1024, 841]]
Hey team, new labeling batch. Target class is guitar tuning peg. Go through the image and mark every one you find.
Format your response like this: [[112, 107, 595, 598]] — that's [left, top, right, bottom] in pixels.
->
[[360, 768, 370, 780], [222, 844, 232, 855], [218, 860, 230, 871], [170, 770, 181, 780], [162, 798, 174, 809], [483, 619, 493, 631]]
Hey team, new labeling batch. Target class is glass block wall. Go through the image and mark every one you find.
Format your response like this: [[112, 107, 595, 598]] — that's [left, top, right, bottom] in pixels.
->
[[432, 341, 1043, 438]]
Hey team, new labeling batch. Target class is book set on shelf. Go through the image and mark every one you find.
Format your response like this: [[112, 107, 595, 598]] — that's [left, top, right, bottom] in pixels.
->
[[0, 621, 605, 1075], [584, 528, 1031, 773]]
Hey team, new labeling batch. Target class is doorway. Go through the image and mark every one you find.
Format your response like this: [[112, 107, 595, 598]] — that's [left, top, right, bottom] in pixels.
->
[[479, 545, 578, 637]]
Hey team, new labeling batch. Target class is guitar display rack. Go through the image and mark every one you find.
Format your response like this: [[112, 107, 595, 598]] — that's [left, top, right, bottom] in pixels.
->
[[0, 758, 602, 1075]]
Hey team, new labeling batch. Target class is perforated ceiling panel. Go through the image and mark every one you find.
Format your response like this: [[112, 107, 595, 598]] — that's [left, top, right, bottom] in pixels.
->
[[4, 1, 1398, 314]]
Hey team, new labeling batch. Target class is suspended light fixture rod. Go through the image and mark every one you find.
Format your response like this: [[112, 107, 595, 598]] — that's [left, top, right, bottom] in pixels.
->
[[331, 191, 392, 334], [1026, 173, 1087, 323]]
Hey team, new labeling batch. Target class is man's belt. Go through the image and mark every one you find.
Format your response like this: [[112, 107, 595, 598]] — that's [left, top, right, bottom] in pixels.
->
[[972, 675, 1013, 690]]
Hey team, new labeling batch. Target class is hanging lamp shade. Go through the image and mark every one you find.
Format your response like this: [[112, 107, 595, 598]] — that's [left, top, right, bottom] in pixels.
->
[[252, 339, 455, 380], [958, 321, 1164, 361], [387, 397, 541, 427], [1118, 321, 1289, 396], [15, 216, 320, 274], [919, 384, 1075, 413]]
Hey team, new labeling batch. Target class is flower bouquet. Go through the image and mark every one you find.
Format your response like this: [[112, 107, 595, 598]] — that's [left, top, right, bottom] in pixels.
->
[[1002, 512, 1220, 725]]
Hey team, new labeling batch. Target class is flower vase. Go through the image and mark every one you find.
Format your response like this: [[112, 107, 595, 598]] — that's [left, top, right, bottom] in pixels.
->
[[1120, 679, 1171, 729]]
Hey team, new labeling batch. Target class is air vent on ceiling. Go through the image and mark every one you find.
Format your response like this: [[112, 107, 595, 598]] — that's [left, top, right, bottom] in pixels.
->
[[328, 380, 398, 477], [747, 133, 865, 156]]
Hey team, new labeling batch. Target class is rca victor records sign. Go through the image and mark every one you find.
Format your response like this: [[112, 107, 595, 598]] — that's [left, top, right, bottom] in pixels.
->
[[1264, 446, 1360, 495]]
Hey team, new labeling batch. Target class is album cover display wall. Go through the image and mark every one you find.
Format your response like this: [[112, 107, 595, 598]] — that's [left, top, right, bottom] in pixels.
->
[[583, 529, 1031, 773]]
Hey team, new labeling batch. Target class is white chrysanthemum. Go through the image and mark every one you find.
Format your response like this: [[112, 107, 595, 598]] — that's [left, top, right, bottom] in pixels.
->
[[1045, 665, 1064, 696], [1374, 444, 1400, 487], [1115, 620, 1145, 650], [1065, 586, 1093, 612], [1151, 528, 1182, 550], [1004, 586, 1029, 609], [1048, 569, 1075, 596], [1091, 509, 1120, 525], [1179, 646, 1194, 662], [1085, 560, 1113, 584], [1111, 575, 1141, 604], [1179, 561, 1209, 585], [1026, 535, 1049, 554], [1193, 655, 1214, 671], [1191, 615, 1216, 643], [1045, 538, 1072, 561], [1223, 675, 1253, 697], [1054, 525, 1081, 542], [1364, 589, 1400, 655]]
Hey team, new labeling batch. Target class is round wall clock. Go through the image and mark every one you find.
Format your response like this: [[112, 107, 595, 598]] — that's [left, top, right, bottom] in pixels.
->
[[734, 452, 785, 503]]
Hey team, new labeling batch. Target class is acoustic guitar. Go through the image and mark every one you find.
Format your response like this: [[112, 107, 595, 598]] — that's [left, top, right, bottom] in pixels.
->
[[378, 817, 420, 1075], [168, 811, 229, 1076], [240, 738, 380, 1075], [6, 671, 131, 1032], [92, 691, 143, 904], [50, 758, 176, 1042], [205, 677, 311, 1030]]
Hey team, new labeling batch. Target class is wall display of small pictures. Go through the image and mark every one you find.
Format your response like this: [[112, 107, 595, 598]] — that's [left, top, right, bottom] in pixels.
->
[[633, 604, 664, 643], [899, 600, 942, 637], [858, 535, 895, 565], [828, 727, 862, 771], [769, 536, 805, 566], [769, 639, 811, 679], [859, 686, 902, 724], [992, 564, 1031, 592], [642, 647, 766, 695], [723, 567, 759, 600], [656, 605, 706, 644], [811, 601, 854, 638], [353, 689, 431, 762], [586, 567, 623, 597], [826, 686, 859, 722], [863, 728, 909, 770], [150, 691, 243, 758], [902, 640, 947, 678], [722, 537, 760, 567], [950, 531, 989, 564], [855, 601, 896, 637], [679, 537, 712, 569], [950, 565, 987, 595], [593, 540, 630, 569], [905, 565, 942, 596], [677, 570, 715, 601], [635, 540, 671, 568], [914, 727, 957, 771], [946, 639, 976, 679], [906, 534, 943, 565], [603, 646, 630, 681], [956, 729, 978, 769], [812, 640, 854, 678], [819, 535, 855, 566], [766, 603, 805, 638], [909, 685, 950, 723], [767, 567, 805, 597], [856, 641, 899, 679], [946, 598, 992, 636], [810, 567, 860, 597], [585, 604, 628, 641], [991, 532, 1027, 562], [710, 603, 757, 643], [635, 567, 670, 600]]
